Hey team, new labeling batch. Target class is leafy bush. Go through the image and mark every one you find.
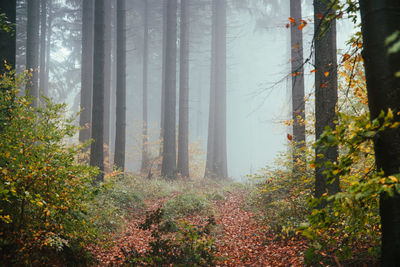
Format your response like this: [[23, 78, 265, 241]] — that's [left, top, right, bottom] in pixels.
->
[[0, 74, 97, 265], [164, 192, 213, 219], [120, 208, 218, 266]]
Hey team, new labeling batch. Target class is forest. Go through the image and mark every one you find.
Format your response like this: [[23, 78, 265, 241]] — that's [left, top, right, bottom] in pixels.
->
[[0, 0, 400, 266]]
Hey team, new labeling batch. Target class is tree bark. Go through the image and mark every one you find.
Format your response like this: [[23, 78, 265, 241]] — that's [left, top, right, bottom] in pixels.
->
[[359, 0, 400, 265], [159, 0, 167, 157], [161, 0, 177, 178], [290, 0, 306, 149], [39, 0, 47, 98], [0, 0, 16, 75], [141, 0, 149, 173], [79, 0, 94, 145], [103, 0, 112, 171], [177, 0, 190, 178], [25, 0, 40, 107], [314, 0, 340, 197], [44, 0, 52, 97], [206, 0, 228, 179], [114, 0, 126, 172], [90, 0, 105, 183]]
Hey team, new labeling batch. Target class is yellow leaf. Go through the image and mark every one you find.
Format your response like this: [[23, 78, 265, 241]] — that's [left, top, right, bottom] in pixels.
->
[[293, 43, 299, 49], [391, 122, 400, 128], [324, 72, 329, 77], [388, 176, 398, 183]]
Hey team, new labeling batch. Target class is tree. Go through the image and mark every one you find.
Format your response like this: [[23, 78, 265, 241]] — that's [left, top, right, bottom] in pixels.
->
[[314, 0, 340, 198], [0, 0, 16, 75], [177, 0, 190, 178], [159, 0, 167, 157], [25, 0, 40, 107], [141, 0, 149, 173], [290, 0, 306, 151], [79, 0, 94, 145], [359, 0, 400, 264], [90, 0, 105, 182], [205, 0, 227, 179], [114, 0, 126, 172], [39, 0, 47, 98], [161, 0, 177, 178], [103, 0, 112, 170]]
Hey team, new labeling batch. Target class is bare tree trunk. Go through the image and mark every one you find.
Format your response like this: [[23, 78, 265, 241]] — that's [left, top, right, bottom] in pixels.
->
[[90, 0, 105, 183], [103, 0, 112, 172], [39, 0, 47, 98], [206, 0, 227, 179], [114, 0, 126, 172], [159, 0, 167, 157], [205, 0, 217, 178], [290, 0, 306, 150], [161, 0, 177, 178], [359, 0, 400, 265], [314, 0, 340, 197], [25, 0, 40, 107], [177, 0, 190, 178], [44, 0, 52, 96], [141, 0, 149, 173], [0, 0, 16, 75], [79, 0, 94, 145]]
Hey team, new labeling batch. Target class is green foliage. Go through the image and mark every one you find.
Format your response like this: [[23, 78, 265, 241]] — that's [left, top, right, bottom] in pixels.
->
[[0, 73, 98, 265], [247, 146, 314, 237], [0, 12, 15, 35], [164, 192, 213, 219], [120, 208, 217, 267]]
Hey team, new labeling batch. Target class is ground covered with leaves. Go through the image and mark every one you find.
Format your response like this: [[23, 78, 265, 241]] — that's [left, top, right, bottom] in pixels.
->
[[89, 186, 308, 266]]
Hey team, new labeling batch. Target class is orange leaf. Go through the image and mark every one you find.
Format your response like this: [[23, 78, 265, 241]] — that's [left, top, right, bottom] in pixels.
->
[[298, 23, 306, 30], [291, 72, 301, 76], [287, 134, 293, 141], [324, 72, 329, 77], [342, 53, 351, 62], [316, 14, 323, 20], [293, 43, 299, 49], [288, 17, 296, 25], [310, 69, 317, 73], [285, 23, 290, 28], [321, 83, 327, 88]]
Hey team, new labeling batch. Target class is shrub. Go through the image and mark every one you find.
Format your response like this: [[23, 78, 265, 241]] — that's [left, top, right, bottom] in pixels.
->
[[164, 192, 213, 219], [0, 75, 97, 265], [120, 208, 218, 266]]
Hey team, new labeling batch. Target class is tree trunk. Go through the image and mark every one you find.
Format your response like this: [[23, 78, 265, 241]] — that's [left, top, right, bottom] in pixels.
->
[[79, 0, 94, 145], [205, 0, 217, 178], [141, 0, 149, 173], [159, 0, 167, 157], [359, 0, 400, 265], [39, 0, 47, 98], [44, 0, 52, 97], [314, 0, 340, 197], [0, 0, 16, 75], [90, 0, 105, 183], [177, 0, 190, 178], [161, 0, 177, 178], [103, 0, 112, 172], [206, 0, 227, 179], [114, 0, 126, 172], [290, 0, 306, 150], [25, 0, 40, 107]]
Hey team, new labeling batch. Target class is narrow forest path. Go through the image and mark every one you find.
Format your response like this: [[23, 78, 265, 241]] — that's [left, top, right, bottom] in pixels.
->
[[91, 190, 307, 266]]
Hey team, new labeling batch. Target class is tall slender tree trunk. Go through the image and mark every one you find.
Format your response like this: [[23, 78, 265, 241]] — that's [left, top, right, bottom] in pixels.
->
[[359, 0, 400, 265], [104, 0, 112, 171], [314, 0, 340, 198], [25, 0, 40, 107], [159, 0, 167, 157], [110, 1, 117, 168], [39, 0, 47, 98], [0, 0, 16, 75], [79, 0, 94, 145], [206, 0, 227, 179], [114, 0, 126, 172], [45, 0, 52, 96], [290, 0, 306, 151], [161, 0, 177, 178], [90, 0, 105, 182], [141, 0, 149, 173], [177, 0, 190, 178]]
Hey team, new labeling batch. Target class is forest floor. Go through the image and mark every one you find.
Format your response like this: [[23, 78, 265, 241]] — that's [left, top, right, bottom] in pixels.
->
[[90, 187, 308, 266]]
